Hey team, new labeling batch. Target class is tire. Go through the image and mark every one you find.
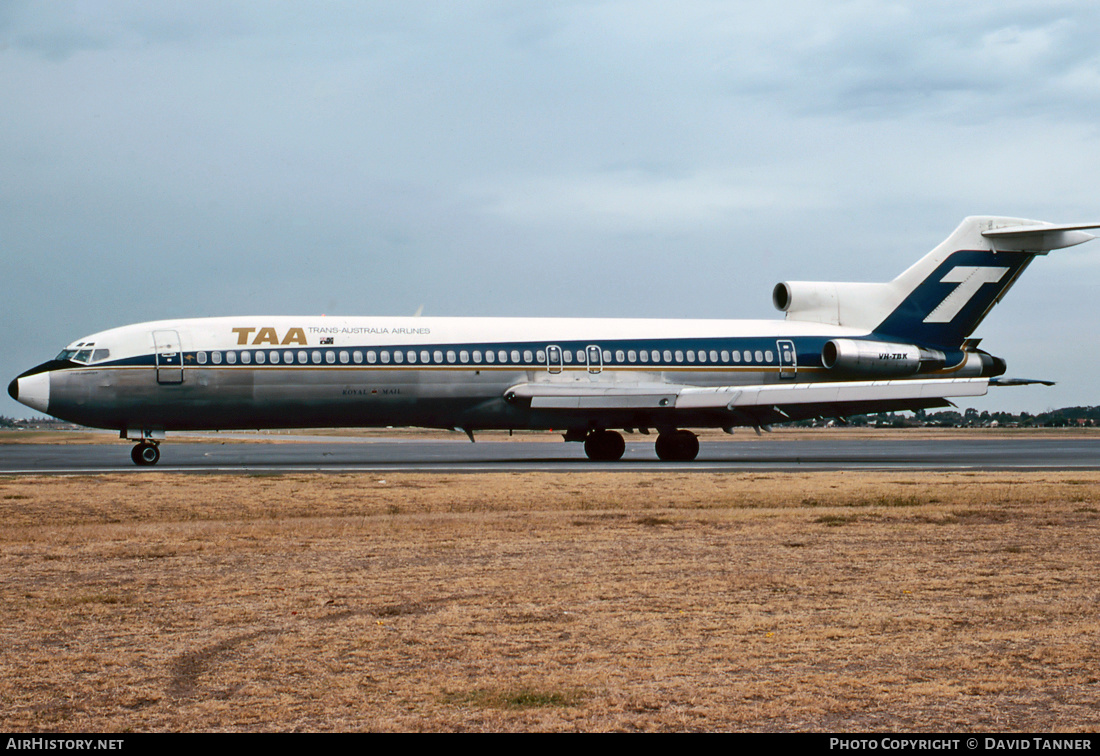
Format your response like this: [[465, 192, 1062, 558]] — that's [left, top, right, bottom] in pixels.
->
[[131, 442, 160, 466], [655, 430, 699, 462], [584, 430, 626, 461]]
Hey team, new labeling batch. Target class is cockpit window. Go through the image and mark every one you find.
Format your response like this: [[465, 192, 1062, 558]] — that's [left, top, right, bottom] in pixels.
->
[[73, 349, 93, 363], [55, 349, 77, 361], [91, 349, 110, 362]]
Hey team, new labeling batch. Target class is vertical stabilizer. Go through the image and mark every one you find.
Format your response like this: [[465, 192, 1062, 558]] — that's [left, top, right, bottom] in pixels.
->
[[777, 217, 1100, 349]]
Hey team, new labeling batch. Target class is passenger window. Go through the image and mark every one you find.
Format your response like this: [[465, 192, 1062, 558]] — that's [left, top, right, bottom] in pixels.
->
[[663, 350, 672, 363], [421, 350, 430, 364], [639, 350, 648, 363], [298, 351, 309, 364], [765, 350, 773, 363], [394, 351, 404, 364], [755, 350, 764, 362], [353, 351, 363, 364], [511, 350, 521, 363], [197, 351, 207, 365], [627, 350, 636, 363], [674, 350, 683, 363], [536, 350, 545, 363], [485, 350, 495, 363], [311, 351, 321, 364], [473, 351, 482, 363], [255, 351, 266, 364], [380, 351, 390, 364], [406, 351, 416, 364], [499, 350, 508, 363], [284, 351, 294, 364], [744, 350, 752, 362], [687, 350, 695, 363], [339, 351, 349, 364], [227, 352, 237, 365], [447, 350, 457, 363], [241, 351, 252, 364], [563, 351, 572, 363], [732, 351, 740, 363], [326, 351, 336, 364], [523, 350, 533, 363], [270, 351, 280, 364], [367, 351, 377, 364], [460, 350, 470, 363], [434, 351, 444, 363], [212, 351, 223, 365], [710, 350, 719, 363], [652, 350, 660, 362]]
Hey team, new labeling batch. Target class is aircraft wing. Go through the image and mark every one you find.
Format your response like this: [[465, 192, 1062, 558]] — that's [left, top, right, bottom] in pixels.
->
[[506, 377, 988, 411]]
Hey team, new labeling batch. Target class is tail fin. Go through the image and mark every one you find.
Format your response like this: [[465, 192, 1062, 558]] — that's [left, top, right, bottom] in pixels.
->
[[775, 217, 1100, 349]]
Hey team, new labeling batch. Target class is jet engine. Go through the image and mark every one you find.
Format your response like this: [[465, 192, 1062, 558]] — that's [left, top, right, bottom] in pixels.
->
[[821, 339, 945, 377]]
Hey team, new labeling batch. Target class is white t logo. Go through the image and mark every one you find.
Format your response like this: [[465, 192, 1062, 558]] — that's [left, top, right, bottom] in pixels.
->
[[923, 266, 1009, 324]]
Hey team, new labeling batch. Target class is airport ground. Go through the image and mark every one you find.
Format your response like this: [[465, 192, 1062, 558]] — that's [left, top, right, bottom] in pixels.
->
[[1, 447, 1098, 731]]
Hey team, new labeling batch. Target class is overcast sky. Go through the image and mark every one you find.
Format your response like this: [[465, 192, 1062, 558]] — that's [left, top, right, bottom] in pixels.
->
[[4, 1, 1100, 419]]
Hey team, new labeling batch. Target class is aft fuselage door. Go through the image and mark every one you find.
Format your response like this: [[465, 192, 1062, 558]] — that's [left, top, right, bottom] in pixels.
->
[[153, 330, 184, 384], [777, 339, 797, 379]]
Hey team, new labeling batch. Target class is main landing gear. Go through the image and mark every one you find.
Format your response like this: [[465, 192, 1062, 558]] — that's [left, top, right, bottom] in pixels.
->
[[580, 429, 700, 462], [654, 429, 699, 462], [131, 441, 161, 466], [584, 429, 627, 462]]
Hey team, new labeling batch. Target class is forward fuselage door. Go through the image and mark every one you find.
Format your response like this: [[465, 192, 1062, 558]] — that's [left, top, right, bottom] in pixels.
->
[[153, 330, 184, 384], [777, 339, 797, 379]]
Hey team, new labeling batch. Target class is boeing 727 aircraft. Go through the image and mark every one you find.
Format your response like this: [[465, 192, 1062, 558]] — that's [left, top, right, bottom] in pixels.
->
[[9, 216, 1099, 465]]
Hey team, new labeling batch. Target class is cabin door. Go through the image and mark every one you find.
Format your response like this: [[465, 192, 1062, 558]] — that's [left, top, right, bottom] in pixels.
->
[[586, 345, 603, 374], [545, 345, 563, 374], [777, 339, 797, 379], [153, 330, 184, 384]]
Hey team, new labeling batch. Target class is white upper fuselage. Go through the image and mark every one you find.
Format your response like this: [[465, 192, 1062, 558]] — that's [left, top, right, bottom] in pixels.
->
[[66, 315, 870, 360]]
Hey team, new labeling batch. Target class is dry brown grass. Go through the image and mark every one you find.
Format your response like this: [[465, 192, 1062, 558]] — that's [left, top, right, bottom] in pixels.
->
[[1, 471, 1098, 732]]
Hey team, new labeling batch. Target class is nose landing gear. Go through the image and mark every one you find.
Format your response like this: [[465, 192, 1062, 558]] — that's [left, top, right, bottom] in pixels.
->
[[131, 442, 161, 466]]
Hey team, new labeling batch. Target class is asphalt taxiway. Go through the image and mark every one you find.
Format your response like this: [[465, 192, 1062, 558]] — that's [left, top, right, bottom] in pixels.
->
[[2, 435, 1097, 473]]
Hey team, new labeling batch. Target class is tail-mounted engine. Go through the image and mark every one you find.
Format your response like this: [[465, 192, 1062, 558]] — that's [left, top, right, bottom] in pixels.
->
[[821, 339, 944, 377], [821, 338, 1006, 378]]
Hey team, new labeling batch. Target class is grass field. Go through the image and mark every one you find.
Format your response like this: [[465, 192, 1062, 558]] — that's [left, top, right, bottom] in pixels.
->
[[2, 471, 1098, 731]]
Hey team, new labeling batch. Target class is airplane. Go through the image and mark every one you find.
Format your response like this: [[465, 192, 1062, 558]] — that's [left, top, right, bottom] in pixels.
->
[[9, 216, 1100, 466]]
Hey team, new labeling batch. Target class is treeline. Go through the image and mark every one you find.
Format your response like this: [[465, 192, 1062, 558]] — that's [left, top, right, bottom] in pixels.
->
[[804, 406, 1100, 428]]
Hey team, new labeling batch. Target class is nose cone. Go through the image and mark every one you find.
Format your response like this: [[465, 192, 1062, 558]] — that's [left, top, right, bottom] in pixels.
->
[[9, 372, 50, 413]]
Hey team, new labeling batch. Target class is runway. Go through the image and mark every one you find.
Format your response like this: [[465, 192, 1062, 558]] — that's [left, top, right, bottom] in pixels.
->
[[2, 435, 1098, 473]]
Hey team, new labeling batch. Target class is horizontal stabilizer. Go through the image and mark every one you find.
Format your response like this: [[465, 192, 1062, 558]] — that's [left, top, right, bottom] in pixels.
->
[[989, 377, 1056, 387], [981, 222, 1100, 252]]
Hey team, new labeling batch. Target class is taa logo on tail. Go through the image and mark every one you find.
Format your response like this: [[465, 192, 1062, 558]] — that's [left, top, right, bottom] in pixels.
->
[[923, 266, 1008, 324]]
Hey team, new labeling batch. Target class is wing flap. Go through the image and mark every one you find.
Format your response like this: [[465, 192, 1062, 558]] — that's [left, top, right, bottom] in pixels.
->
[[677, 378, 988, 409], [508, 378, 989, 411]]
